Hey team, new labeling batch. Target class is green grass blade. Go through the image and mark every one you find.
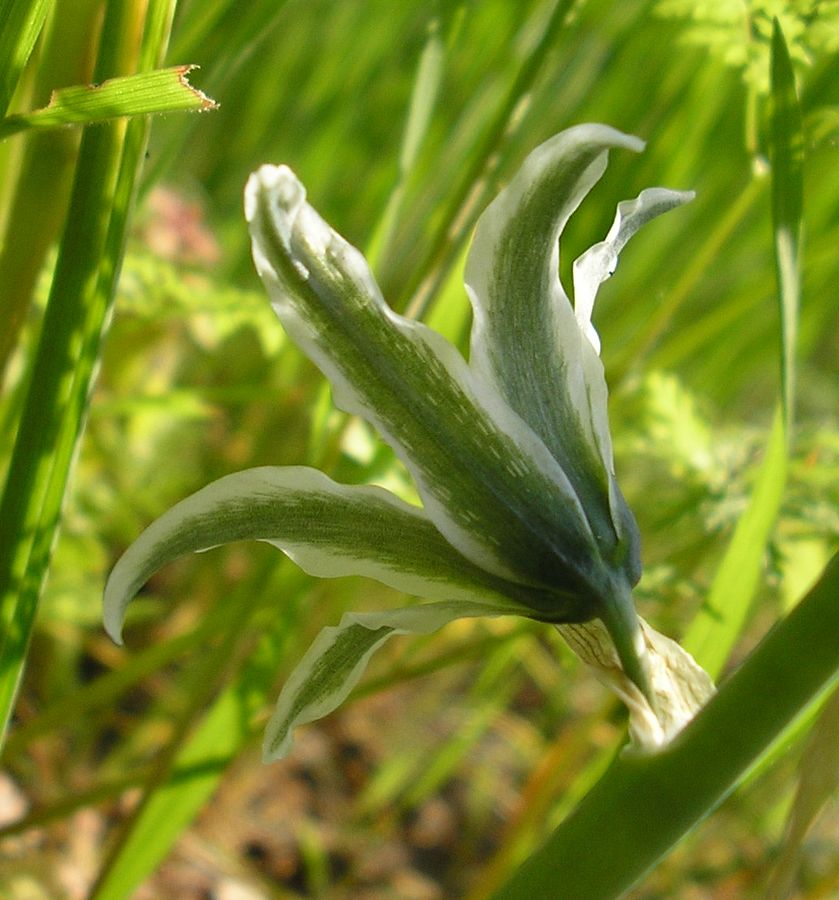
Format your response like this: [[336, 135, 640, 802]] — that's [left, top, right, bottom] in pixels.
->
[[0, 0, 184, 749], [769, 18, 803, 431], [682, 407, 787, 678], [91, 562, 306, 898], [0, 0, 53, 115], [0, 66, 217, 139], [366, 18, 444, 272], [91, 687, 251, 900], [681, 22, 804, 679], [494, 551, 839, 900], [399, 0, 577, 318]]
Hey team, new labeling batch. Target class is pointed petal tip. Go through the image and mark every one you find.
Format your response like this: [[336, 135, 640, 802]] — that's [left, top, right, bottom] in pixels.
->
[[562, 122, 645, 155], [102, 603, 125, 646], [103, 568, 129, 646], [244, 163, 305, 224], [262, 732, 289, 763]]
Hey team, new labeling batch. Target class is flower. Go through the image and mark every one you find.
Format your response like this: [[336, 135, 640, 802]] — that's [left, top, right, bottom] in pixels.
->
[[104, 124, 713, 760]]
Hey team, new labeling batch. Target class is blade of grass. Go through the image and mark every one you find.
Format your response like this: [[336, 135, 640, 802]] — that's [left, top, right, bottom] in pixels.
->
[[0, 0, 101, 383], [493, 551, 839, 899], [90, 563, 307, 899], [0, 0, 191, 749], [400, 0, 578, 319], [769, 18, 803, 432], [681, 21, 804, 679], [0, 0, 53, 115], [366, 17, 444, 273], [0, 66, 216, 139], [682, 407, 787, 678]]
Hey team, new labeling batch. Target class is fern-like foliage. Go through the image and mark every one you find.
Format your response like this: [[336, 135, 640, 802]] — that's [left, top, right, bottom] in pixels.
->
[[656, 0, 839, 92]]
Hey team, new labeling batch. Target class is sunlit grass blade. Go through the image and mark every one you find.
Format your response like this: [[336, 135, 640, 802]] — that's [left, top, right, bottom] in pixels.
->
[[397, 0, 577, 318], [91, 560, 280, 900], [766, 684, 839, 896], [366, 18, 444, 272], [682, 408, 787, 678], [494, 551, 839, 900], [0, 0, 187, 748], [0, 65, 216, 139], [769, 18, 803, 431], [681, 21, 804, 680], [0, 0, 52, 115]]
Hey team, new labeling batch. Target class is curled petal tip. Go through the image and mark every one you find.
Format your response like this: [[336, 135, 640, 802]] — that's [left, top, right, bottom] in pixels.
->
[[244, 164, 305, 225]]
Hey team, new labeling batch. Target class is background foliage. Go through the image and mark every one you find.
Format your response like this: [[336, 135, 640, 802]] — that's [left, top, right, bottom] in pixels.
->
[[0, 0, 837, 897]]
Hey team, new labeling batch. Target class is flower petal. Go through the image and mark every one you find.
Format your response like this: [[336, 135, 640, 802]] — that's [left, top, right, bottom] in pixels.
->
[[558, 617, 715, 749], [572, 187, 695, 354], [464, 124, 645, 584], [104, 466, 544, 644], [263, 599, 525, 760], [245, 165, 624, 617]]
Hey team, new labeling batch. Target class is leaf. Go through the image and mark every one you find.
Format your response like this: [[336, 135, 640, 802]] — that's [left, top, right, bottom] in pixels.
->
[[0, 0, 53, 116], [766, 684, 839, 898], [245, 163, 617, 616], [264, 598, 526, 760], [769, 18, 804, 430], [683, 408, 787, 678], [0, 66, 217, 140], [104, 465, 540, 644]]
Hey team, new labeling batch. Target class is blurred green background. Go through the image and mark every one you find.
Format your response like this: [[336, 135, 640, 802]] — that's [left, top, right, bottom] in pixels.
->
[[1, 0, 837, 897]]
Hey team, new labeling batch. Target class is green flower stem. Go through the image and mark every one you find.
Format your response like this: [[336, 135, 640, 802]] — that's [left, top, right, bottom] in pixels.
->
[[493, 551, 839, 899], [599, 592, 654, 712]]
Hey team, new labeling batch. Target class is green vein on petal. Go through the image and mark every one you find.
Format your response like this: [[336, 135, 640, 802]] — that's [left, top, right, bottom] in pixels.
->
[[464, 125, 690, 582], [245, 165, 621, 616], [465, 125, 639, 509], [103, 466, 543, 645], [264, 599, 526, 760]]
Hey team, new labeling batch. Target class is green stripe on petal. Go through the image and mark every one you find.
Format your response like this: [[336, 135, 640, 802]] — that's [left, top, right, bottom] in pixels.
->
[[464, 126, 643, 578], [263, 599, 526, 761], [464, 125, 690, 584], [245, 166, 622, 615], [103, 466, 547, 644]]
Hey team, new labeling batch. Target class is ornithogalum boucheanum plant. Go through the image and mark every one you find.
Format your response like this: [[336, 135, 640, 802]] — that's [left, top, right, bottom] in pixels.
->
[[104, 124, 714, 761]]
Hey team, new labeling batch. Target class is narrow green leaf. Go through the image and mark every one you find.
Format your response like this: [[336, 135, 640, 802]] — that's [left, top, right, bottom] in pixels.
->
[[264, 598, 526, 761], [246, 164, 612, 616], [0, 0, 182, 748], [0, 0, 53, 115], [366, 19, 444, 271], [91, 685, 246, 900], [766, 684, 839, 896], [683, 408, 787, 678], [494, 552, 839, 899], [682, 26, 803, 679], [104, 465, 538, 644], [769, 18, 804, 430], [0, 66, 217, 139]]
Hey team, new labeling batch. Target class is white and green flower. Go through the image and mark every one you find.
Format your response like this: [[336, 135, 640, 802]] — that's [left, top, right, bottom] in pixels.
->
[[104, 124, 713, 761]]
